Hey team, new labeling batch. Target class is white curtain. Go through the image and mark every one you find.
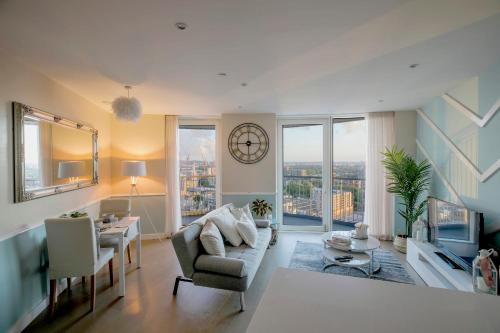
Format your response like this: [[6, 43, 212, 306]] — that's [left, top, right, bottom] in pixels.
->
[[364, 112, 395, 240], [165, 115, 182, 236]]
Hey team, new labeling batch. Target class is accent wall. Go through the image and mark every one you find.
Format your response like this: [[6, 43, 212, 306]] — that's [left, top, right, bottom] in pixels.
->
[[415, 61, 500, 245]]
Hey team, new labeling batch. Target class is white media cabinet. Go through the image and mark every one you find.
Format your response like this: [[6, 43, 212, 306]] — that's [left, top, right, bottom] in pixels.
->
[[407, 238, 473, 292]]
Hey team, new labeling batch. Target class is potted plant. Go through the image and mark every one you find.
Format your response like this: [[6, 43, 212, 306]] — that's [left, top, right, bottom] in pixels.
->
[[251, 199, 273, 220], [382, 146, 431, 253]]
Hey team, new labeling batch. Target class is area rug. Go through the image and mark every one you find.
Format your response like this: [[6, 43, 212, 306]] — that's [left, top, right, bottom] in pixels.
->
[[288, 241, 415, 284]]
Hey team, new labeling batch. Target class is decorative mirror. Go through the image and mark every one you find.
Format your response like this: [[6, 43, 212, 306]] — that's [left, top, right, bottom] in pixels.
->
[[12, 102, 98, 202], [228, 123, 269, 164]]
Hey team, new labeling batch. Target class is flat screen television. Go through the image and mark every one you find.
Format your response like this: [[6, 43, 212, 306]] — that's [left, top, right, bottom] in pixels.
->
[[427, 197, 484, 273]]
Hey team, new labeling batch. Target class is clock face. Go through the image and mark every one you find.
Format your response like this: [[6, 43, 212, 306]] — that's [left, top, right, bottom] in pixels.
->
[[228, 123, 269, 164]]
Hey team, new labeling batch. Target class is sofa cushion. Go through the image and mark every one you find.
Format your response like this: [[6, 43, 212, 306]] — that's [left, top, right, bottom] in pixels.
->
[[224, 227, 271, 287], [236, 214, 258, 248], [194, 255, 247, 277], [208, 208, 243, 247], [200, 221, 225, 257], [230, 204, 254, 223]]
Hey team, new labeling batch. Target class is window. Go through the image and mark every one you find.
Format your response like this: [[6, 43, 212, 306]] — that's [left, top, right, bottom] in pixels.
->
[[179, 125, 217, 225]]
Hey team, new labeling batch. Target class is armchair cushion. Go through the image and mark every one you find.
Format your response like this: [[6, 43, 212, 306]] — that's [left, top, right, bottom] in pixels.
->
[[194, 255, 247, 278]]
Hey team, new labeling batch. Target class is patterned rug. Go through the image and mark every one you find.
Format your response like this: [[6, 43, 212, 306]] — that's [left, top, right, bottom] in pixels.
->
[[288, 241, 415, 284]]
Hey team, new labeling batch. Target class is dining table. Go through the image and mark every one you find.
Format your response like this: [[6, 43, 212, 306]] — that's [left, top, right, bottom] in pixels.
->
[[99, 216, 141, 297]]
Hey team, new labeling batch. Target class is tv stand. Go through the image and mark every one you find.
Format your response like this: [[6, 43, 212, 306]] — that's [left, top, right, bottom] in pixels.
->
[[434, 252, 464, 270], [407, 239, 473, 292]]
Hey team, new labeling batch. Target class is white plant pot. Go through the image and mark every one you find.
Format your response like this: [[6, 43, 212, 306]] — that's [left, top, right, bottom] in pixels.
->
[[393, 235, 408, 253]]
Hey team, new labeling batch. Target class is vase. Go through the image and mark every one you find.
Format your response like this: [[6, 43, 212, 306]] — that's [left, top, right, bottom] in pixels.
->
[[393, 235, 408, 253]]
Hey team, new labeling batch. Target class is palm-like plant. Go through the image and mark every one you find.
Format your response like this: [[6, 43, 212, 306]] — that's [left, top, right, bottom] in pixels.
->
[[382, 145, 431, 237]]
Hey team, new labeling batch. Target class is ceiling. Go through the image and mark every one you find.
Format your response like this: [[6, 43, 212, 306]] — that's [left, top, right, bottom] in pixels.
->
[[0, 0, 499, 115]]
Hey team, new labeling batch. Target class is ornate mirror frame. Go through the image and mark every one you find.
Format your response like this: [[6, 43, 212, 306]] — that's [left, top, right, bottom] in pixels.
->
[[12, 102, 99, 203]]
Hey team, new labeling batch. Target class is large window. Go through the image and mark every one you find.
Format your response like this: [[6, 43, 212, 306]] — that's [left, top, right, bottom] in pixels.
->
[[280, 120, 328, 230], [278, 117, 366, 231], [179, 125, 216, 225], [332, 118, 366, 227]]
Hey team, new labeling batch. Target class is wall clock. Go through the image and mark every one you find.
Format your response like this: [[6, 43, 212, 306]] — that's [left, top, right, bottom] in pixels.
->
[[228, 123, 269, 164]]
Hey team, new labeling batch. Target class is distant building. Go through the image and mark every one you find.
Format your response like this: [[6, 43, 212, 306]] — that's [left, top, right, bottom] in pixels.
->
[[332, 191, 353, 220]]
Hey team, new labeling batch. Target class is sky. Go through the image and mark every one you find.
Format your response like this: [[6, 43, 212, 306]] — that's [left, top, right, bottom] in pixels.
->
[[284, 120, 366, 162], [179, 128, 216, 161], [179, 120, 367, 163]]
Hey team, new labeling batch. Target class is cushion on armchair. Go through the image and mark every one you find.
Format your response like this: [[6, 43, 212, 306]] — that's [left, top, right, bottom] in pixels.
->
[[194, 255, 248, 278]]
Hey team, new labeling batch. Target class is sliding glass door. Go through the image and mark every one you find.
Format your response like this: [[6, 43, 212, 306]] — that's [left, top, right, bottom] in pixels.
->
[[278, 119, 330, 231], [178, 123, 219, 226], [331, 118, 367, 231], [278, 117, 366, 231]]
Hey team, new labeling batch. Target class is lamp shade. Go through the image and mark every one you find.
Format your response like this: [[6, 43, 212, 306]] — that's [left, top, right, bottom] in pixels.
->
[[58, 161, 86, 178], [122, 160, 147, 177]]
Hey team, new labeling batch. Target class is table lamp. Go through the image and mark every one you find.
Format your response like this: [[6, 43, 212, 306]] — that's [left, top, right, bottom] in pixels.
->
[[58, 161, 86, 183]]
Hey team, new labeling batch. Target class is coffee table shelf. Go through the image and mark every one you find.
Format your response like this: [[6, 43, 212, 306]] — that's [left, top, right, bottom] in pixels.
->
[[321, 231, 381, 277]]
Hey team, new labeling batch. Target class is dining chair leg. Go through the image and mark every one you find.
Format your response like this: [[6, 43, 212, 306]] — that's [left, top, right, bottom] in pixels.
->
[[82, 276, 86, 285], [127, 244, 132, 264], [49, 279, 57, 318], [66, 278, 72, 293], [108, 259, 114, 286], [90, 275, 96, 312]]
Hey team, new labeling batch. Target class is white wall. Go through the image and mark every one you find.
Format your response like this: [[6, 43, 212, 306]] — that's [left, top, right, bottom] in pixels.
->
[[0, 50, 112, 236], [395, 110, 417, 157]]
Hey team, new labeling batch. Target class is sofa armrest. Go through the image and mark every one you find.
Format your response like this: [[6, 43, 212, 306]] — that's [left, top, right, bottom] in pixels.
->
[[194, 255, 248, 278], [254, 219, 271, 228]]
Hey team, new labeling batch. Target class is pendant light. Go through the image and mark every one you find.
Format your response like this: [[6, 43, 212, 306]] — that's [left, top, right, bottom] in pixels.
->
[[112, 85, 142, 122]]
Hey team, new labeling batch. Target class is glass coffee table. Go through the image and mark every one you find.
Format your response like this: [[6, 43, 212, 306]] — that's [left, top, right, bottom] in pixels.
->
[[321, 231, 381, 277]]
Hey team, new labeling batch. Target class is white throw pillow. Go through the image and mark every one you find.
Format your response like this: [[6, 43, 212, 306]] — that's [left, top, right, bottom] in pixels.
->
[[230, 204, 255, 224], [200, 221, 225, 256], [236, 214, 258, 248], [209, 208, 243, 247]]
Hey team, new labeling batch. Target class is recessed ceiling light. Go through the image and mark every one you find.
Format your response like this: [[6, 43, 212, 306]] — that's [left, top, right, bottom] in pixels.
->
[[409, 63, 419, 68], [241, 83, 247, 87], [175, 22, 188, 30], [217, 72, 227, 77]]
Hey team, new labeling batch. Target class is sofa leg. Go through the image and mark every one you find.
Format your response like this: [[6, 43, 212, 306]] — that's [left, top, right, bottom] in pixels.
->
[[173, 276, 192, 296], [239, 292, 246, 312]]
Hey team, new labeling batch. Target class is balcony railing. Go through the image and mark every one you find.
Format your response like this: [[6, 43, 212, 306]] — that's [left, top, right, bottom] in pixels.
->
[[180, 175, 216, 218], [283, 175, 365, 226]]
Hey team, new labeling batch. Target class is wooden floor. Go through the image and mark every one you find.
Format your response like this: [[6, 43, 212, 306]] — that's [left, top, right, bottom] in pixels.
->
[[25, 232, 424, 333]]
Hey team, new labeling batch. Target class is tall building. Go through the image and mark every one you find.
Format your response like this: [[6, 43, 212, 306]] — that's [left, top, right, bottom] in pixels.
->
[[332, 191, 353, 220]]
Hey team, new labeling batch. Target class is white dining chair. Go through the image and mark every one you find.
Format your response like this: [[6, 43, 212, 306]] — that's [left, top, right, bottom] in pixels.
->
[[99, 198, 135, 263], [45, 217, 114, 315]]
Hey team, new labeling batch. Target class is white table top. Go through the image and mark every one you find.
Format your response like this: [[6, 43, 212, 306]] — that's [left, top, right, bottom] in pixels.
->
[[246, 268, 500, 333], [322, 231, 380, 252], [99, 216, 139, 237]]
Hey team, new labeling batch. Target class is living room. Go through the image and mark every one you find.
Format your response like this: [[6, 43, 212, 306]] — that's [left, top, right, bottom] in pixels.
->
[[1, 1, 500, 332]]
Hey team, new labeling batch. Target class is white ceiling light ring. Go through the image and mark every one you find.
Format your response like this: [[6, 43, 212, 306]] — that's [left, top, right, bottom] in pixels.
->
[[112, 85, 142, 122]]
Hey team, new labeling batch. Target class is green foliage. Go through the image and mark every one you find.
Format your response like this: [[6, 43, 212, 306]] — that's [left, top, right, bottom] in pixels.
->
[[251, 199, 273, 217], [285, 181, 313, 198], [382, 145, 431, 237]]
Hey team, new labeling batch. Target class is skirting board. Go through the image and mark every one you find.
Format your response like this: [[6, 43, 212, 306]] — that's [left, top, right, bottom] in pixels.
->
[[8, 277, 76, 333], [137, 233, 169, 240]]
